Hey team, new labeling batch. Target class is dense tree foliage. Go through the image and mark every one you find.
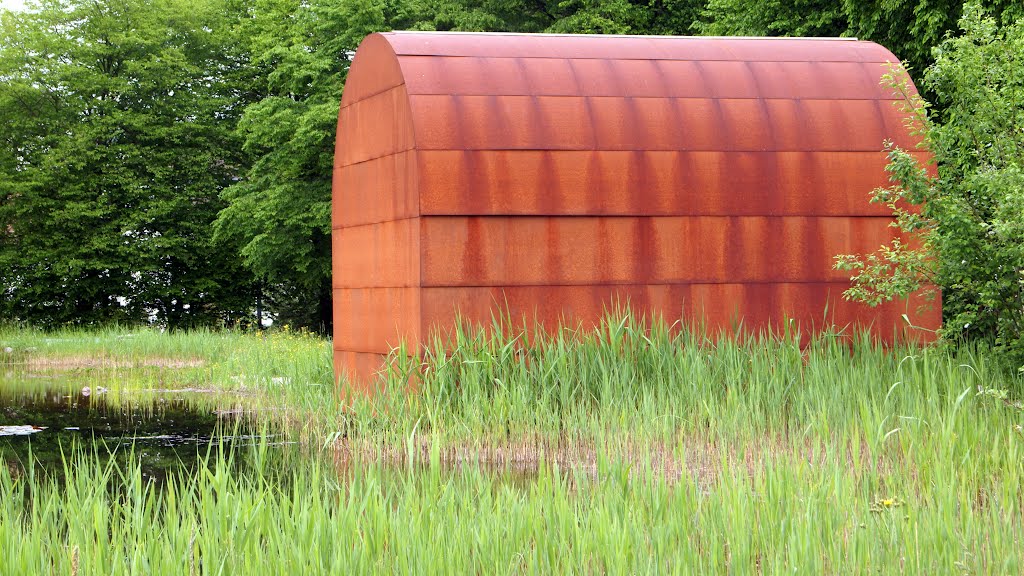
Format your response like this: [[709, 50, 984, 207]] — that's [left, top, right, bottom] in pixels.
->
[[0, 0, 257, 328], [841, 0, 1022, 79], [696, 0, 1023, 77], [395, 0, 702, 35], [837, 3, 1024, 367], [696, 0, 846, 37], [213, 0, 392, 331]]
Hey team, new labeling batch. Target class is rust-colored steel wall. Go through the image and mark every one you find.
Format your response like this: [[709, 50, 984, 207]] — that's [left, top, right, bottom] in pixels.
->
[[333, 32, 942, 389]]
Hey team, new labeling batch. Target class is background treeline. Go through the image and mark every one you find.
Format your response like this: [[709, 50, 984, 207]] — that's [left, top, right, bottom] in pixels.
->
[[0, 0, 1021, 359]]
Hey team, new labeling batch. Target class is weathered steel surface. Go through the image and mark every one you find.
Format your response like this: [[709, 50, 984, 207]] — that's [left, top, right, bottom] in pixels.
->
[[400, 58, 894, 100], [338, 33, 406, 106], [383, 33, 895, 62], [333, 31, 941, 388], [332, 287, 420, 354], [337, 86, 416, 166], [333, 350, 388, 394], [419, 216, 900, 286], [332, 218, 420, 288], [408, 96, 914, 151], [333, 152, 418, 227], [416, 150, 931, 216]]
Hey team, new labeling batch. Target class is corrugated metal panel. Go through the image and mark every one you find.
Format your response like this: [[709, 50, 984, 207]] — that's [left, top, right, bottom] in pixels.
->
[[400, 57, 896, 100], [416, 150, 926, 217], [419, 216, 899, 286], [408, 95, 915, 152]]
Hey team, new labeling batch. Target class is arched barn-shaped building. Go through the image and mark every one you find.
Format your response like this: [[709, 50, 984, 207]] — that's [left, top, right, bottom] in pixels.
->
[[333, 32, 940, 388]]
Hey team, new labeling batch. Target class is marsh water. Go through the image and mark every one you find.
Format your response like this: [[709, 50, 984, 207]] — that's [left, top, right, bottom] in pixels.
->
[[0, 372, 273, 485], [0, 361, 577, 496]]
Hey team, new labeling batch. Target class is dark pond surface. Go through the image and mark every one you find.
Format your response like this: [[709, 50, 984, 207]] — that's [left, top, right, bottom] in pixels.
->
[[0, 382, 278, 486], [0, 374, 566, 496]]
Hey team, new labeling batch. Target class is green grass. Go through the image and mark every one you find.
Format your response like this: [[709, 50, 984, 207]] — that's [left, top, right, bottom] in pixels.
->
[[0, 324, 336, 433], [1, 317, 1023, 573], [1, 438, 1021, 574]]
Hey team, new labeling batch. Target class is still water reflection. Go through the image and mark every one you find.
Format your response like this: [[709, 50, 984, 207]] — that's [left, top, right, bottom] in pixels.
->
[[0, 376, 272, 486]]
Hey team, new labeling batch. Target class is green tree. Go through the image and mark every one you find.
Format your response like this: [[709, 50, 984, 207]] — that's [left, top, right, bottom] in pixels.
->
[[694, 0, 1023, 85], [0, 0, 257, 328], [836, 3, 1024, 368], [696, 0, 846, 37], [214, 0, 409, 332], [402, 0, 702, 34], [842, 0, 1023, 80], [402, 0, 542, 31]]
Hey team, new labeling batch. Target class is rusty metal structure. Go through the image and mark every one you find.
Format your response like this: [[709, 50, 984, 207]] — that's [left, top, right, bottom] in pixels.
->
[[333, 32, 941, 388]]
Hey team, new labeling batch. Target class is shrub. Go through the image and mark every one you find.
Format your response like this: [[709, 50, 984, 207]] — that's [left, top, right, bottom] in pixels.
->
[[836, 2, 1024, 370]]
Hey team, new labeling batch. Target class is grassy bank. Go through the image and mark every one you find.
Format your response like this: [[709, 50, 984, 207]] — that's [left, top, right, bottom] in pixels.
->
[[2, 319, 1023, 573], [0, 325, 335, 429]]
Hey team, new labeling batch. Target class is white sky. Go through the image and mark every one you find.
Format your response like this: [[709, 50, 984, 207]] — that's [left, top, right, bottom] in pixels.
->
[[0, 0, 25, 11]]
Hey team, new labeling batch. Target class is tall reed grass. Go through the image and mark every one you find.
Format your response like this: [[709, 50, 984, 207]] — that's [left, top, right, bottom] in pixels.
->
[[1, 436, 1020, 575], [350, 313, 1022, 455], [2, 317, 1022, 573]]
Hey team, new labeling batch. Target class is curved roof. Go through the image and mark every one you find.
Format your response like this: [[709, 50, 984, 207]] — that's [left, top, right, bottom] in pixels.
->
[[340, 33, 915, 145], [335, 32, 922, 226]]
